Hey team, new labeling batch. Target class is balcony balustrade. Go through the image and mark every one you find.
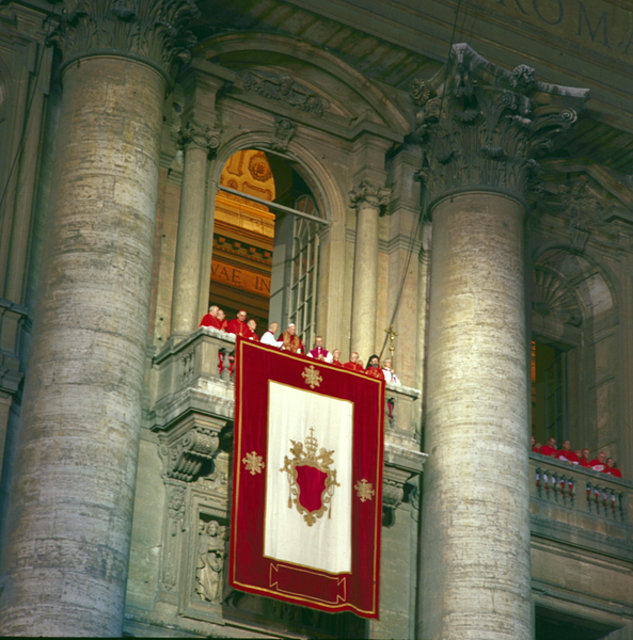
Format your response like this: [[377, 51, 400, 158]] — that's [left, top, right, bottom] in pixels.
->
[[148, 327, 426, 513], [529, 452, 632, 563]]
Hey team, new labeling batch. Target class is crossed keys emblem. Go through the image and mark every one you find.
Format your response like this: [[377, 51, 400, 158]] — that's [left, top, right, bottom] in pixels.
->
[[280, 427, 339, 526]]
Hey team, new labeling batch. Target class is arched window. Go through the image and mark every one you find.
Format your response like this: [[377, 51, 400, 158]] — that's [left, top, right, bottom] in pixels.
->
[[210, 150, 324, 345]]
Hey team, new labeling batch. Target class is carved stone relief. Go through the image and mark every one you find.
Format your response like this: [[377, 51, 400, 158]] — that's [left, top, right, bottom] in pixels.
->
[[410, 43, 588, 205], [157, 414, 222, 482], [159, 482, 186, 592], [194, 516, 227, 605], [241, 70, 328, 116], [48, 0, 199, 77], [271, 116, 296, 152], [349, 179, 391, 211]]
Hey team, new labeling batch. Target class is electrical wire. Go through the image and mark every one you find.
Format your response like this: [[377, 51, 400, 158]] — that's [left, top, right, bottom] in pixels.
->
[[0, 33, 50, 213], [378, 0, 464, 361]]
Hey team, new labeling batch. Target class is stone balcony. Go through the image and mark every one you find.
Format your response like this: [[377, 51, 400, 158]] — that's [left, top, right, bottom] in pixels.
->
[[148, 327, 426, 508], [529, 452, 633, 560]]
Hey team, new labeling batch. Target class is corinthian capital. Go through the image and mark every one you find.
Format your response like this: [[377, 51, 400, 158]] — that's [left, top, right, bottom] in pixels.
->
[[349, 179, 391, 211], [48, 0, 199, 79], [413, 43, 589, 205], [178, 119, 221, 155]]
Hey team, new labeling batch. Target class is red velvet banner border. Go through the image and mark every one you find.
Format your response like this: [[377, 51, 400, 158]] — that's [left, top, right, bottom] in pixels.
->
[[229, 338, 384, 618]]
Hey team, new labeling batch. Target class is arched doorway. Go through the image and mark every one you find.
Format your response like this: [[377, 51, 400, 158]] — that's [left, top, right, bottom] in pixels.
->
[[209, 149, 325, 349]]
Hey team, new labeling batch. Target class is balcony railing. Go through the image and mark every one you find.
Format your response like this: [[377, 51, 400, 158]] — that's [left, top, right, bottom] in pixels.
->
[[149, 327, 426, 489], [529, 452, 633, 561]]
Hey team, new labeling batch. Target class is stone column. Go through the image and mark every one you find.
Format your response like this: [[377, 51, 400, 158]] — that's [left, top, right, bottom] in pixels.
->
[[0, 3, 197, 637], [350, 179, 389, 360], [414, 44, 588, 640], [170, 121, 219, 336]]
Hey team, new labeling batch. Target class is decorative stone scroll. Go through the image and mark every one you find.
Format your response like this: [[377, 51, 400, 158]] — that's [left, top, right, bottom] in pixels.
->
[[410, 43, 589, 205], [158, 413, 222, 482]]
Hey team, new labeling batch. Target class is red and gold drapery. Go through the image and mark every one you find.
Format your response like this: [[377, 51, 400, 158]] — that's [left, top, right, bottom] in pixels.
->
[[229, 338, 384, 617]]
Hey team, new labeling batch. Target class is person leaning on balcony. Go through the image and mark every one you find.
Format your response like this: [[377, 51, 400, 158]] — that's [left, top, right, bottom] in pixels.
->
[[199, 304, 222, 329], [246, 318, 259, 341], [589, 451, 607, 472], [261, 321, 283, 348], [226, 309, 250, 338], [281, 323, 303, 353], [605, 457, 622, 478], [579, 447, 591, 468], [365, 354, 385, 381], [556, 440, 580, 464], [330, 349, 344, 368], [540, 436, 558, 457], [216, 308, 228, 331], [343, 351, 364, 372], [381, 358, 401, 385], [531, 435, 542, 454], [308, 336, 332, 362]]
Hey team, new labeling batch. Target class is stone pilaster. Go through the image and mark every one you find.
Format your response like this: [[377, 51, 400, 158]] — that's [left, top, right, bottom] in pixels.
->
[[349, 179, 389, 360], [415, 44, 588, 640], [0, 2, 197, 636], [170, 119, 220, 336]]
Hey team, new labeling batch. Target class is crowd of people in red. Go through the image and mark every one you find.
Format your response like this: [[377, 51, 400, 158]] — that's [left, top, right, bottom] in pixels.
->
[[199, 305, 401, 384], [532, 436, 622, 478]]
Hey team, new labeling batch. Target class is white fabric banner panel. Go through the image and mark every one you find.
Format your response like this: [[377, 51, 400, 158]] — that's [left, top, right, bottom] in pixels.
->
[[264, 381, 353, 574]]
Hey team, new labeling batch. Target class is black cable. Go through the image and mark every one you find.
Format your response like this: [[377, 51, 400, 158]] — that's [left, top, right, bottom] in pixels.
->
[[378, 0, 464, 362], [0, 35, 50, 213]]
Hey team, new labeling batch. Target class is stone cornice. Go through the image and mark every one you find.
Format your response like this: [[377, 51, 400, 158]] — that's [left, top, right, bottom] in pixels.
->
[[411, 43, 589, 207], [48, 0, 199, 81]]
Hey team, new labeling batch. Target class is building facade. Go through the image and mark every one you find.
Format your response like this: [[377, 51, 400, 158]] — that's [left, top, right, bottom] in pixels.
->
[[0, 1, 632, 638]]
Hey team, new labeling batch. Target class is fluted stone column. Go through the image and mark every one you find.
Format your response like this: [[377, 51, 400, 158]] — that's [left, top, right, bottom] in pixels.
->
[[415, 44, 588, 640], [350, 180, 389, 360], [0, 3, 197, 636], [170, 121, 219, 336]]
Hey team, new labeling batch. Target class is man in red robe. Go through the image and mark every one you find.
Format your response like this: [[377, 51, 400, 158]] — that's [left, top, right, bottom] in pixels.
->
[[330, 349, 344, 368], [246, 319, 260, 341], [199, 305, 222, 329], [579, 447, 591, 468], [216, 309, 228, 331], [556, 440, 580, 464], [540, 437, 557, 457], [589, 451, 607, 472], [281, 323, 303, 353], [606, 457, 622, 478], [365, 354, 385, 381], [343, 351, 364, 372], [226, 309, 250, 337]]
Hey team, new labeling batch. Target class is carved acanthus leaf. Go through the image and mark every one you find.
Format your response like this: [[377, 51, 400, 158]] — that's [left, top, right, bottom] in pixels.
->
[[48, 0, 199, 78], [414, 43, 588, 204], [349, 179, 391, 210]]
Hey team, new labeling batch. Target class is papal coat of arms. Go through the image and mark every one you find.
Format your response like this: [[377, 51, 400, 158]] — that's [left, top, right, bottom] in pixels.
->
[[280, 427, 339, 526]]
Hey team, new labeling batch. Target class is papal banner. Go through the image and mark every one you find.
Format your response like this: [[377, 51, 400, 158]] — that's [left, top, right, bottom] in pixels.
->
[[229, 338, 384, 618]]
